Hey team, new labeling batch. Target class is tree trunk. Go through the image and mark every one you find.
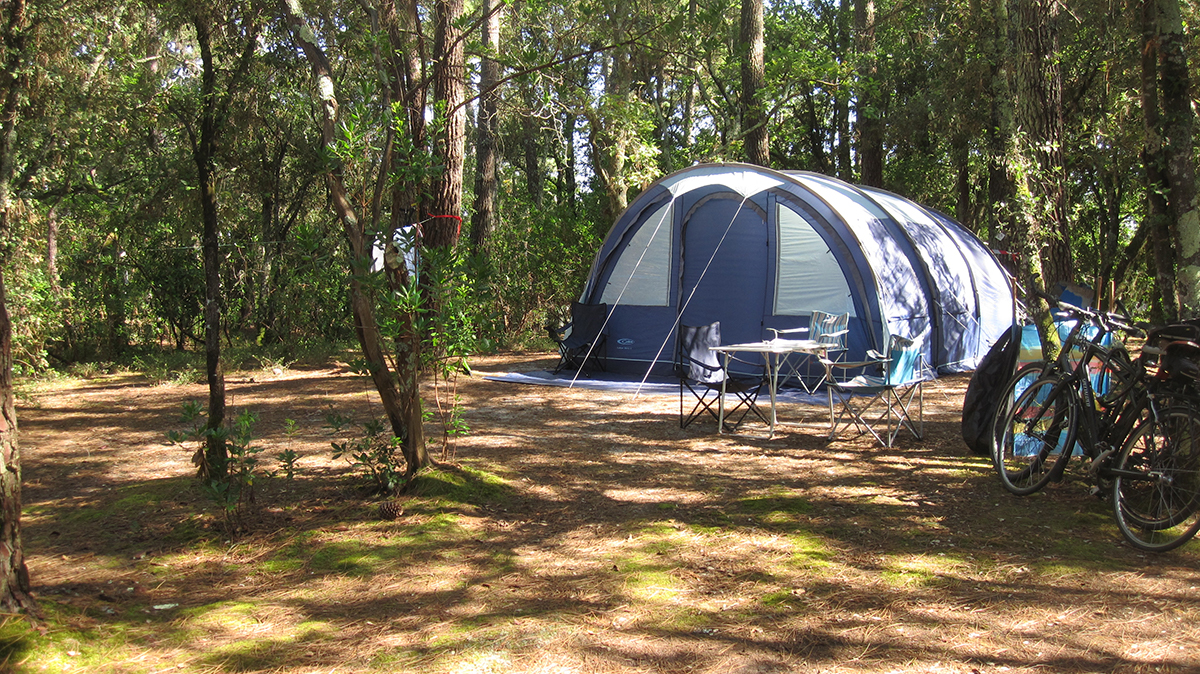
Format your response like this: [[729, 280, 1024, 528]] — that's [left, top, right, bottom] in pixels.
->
[[855, 0, 883, 186], [283, 0, 429, 476], [0, 271, 35, 615], [0, 0, 35, 609], [835, 0, 852, 180], [522, 83, 544, 208], [740, 0, 768, 166], [1141, 0, 1177, 323], [193, 16, 227, 477], [1157, 0, 1200, 315], [426, 0, 466, 248], [470, 0, 501, 258], [1015, 0, 1072, 292], [983, 0, 1016, 248]]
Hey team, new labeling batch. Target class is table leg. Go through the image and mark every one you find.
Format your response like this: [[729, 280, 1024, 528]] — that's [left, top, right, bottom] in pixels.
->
[[768, 353, 779, 437], [718, 352, 729, 434], [827, 373, 836, 438]]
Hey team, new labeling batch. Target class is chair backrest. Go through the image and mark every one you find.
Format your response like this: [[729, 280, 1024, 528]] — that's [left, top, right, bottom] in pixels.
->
[[562, 302, 608, 349], [678, 322, 725, 384], [812, 311, 850, 350], [885, 334, 924, 386]]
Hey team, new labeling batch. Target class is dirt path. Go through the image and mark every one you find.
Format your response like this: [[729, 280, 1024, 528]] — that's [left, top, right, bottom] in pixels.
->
[[13, 353, 1200, 673]]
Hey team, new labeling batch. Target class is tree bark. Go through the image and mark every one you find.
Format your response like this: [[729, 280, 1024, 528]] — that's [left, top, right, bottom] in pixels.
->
[[1015, 0, 1071, 292], [1141, 0, 1177, 323], [0, 271, 35, 615], [470, 0, 501, 258], [740, 0, 768, 166], [193, 16, 227, 476], [1157, 0, 1200, 315], [0, 0, 35, 614], [982, 0, 1016, 248], [835, 0, 852, 180], [855, 0, 883, 186], [425, 0, 466, 248]]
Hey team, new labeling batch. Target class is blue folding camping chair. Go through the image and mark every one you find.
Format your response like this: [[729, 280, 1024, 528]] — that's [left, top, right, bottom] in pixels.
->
[[822, 331, 928, 447]]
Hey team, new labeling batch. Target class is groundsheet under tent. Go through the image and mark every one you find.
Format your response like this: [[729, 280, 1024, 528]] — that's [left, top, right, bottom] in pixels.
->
[[483, 370, 829, 406]]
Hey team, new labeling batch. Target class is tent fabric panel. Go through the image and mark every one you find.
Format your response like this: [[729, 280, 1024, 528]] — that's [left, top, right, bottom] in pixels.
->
[[603, 305, 680, 376], [862, 187, 977, 371], [661, 164, 786, 199], [774, 203, 856, 317], [864, 189, 972, 316], [598, 199, 673, 307], [929, 210, 1015, 364], [678, 193, 770, 350], [790, 173, 931, 345], [583, 188, 672, 303], [773, 181, 886, 356]]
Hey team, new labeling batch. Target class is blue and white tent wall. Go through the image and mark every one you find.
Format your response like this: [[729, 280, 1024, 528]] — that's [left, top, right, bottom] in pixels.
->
[[579, 163, 1014, 376]]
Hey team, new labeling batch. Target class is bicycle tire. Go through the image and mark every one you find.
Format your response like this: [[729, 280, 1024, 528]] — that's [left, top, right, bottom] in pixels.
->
[[993, 372, 1077, 496], [1111, 407, 1200, 552], [1094, 346, 1138, 409], [989, 362, 1047, 456]]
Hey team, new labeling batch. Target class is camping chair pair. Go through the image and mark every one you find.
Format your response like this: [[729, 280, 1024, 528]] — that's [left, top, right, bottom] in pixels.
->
[[822, 331, 928, 447], [547, 302, 608, 375], [677, 322, 770, 431], [769, 310, 850, 392]]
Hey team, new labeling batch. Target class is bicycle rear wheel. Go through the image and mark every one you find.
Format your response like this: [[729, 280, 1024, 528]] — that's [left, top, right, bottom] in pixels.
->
[[993, 373, 1077, 496], [1093, 346, 1138, 409], [1111, 408, 1200, 552]]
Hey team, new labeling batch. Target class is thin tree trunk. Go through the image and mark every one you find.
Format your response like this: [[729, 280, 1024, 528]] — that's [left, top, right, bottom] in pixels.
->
[[740, 0, 768, 166], [563, 111, 578, 216], [522, 85, 544, 208], [855, 0, 883, 186], [835, 0, 852, 180], [470, 0, 501, 258], [1141, 0, 1177, 323], [1157, 0, 1200, 315], [46, 202, 59, 292], [982, 0, 1015, 248], [193, 16, 227, 477], [283, 0, 429, 476], [1016, 0, 1071, 291]]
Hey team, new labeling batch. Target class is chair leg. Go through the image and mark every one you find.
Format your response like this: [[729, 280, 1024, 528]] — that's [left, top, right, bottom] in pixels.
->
[[681, 382, 722, 429], [827, 387, 909, 447]]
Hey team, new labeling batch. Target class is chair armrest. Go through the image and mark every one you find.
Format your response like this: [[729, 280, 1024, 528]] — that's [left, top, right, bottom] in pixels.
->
[[820, 352, 886, 368], [546, 322, 572, 342], [767, 327, 808, 339]]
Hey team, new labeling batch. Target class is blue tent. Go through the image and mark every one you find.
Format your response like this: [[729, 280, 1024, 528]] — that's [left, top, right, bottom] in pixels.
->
[[578, 163, 1014, 376]]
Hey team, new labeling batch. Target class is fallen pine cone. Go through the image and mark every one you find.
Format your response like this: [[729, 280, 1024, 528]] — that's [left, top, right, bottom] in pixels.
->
[[377, 501, 404, 520]]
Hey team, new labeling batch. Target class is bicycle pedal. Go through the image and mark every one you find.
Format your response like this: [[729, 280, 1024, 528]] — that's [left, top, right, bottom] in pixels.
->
[[1088, 447, 1116, 477]]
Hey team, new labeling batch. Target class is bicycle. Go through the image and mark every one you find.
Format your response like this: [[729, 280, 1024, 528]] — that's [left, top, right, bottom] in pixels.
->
[[1110, 322, 1200, 551], [991, 296, 1200, 551], [991, 296, 1143, 497]]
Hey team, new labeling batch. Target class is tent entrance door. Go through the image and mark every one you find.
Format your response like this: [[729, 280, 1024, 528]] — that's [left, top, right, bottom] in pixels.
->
[[679, 196, 768, 357]]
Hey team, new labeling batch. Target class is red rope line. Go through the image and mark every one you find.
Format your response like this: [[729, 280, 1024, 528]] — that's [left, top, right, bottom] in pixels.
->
[[427, 214, 462, 239]]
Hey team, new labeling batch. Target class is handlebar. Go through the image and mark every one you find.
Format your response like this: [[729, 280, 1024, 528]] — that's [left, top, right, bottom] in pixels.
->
[[1030, 290, 1145, 338]]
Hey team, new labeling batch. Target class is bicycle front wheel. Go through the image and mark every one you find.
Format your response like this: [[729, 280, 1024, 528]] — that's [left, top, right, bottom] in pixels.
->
[[1112, 408, 1200, 552], [993, 373, 1077, 496]]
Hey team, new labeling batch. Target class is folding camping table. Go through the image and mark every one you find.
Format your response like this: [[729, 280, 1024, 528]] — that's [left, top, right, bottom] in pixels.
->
[[712, 338, 834, 438]]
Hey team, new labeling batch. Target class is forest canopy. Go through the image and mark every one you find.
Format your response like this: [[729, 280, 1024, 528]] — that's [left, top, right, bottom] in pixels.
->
[[1, 0, 1199, 373]]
